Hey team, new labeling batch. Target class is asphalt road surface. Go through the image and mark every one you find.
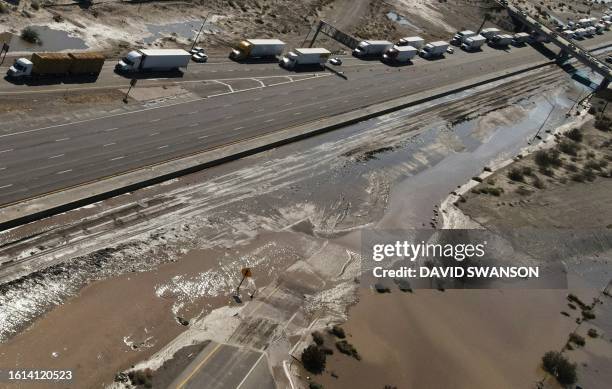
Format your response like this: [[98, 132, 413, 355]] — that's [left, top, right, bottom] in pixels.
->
[[168, 342, 274, 389], [0, 34, 609, 205]]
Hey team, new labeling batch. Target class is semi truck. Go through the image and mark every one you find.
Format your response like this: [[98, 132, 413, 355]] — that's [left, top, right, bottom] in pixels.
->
[[419, 41, 449, 59], [229, 39, 286, 61], [461, 34, 486, 51], [397, 36, 424, 49], [7, 52, 105, 78], [490, 34, 513, 47], [382, 45, 417, 63], [115, 49, 190, 73], [451, 30, 477, 45], [352, 40, 393, 58], [480, 28, 501, 40], [511, 32, 530, 45], [279, 47, 331, 69]]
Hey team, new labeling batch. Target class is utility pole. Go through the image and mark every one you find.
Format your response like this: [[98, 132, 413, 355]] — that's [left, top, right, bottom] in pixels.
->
[[191, 15, 209, 51], [123, 78, 137, 103]]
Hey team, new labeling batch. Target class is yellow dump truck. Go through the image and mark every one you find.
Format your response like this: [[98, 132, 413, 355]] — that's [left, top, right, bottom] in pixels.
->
[[7, 52, 106, 78]]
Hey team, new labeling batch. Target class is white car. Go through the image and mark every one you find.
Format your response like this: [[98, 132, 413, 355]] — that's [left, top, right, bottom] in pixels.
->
[[190, 46, 205, 55], [192, 52, 208, 63], [446, 47, 454, 54], [329, 57, 342, 66]]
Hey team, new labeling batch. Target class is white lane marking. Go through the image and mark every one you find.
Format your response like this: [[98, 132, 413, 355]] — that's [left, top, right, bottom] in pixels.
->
[[158, 145, 169, 149], [283, 102, 293, 106], [103, 142, 116, 147], [294, 112, 302, 115], [232, 126, 244, 131], [55, 138, 70, 142], [264, 118, 275, 123], [0, 184, 13, 189], [150, 119, 161, 123], [254, 108, 265, 113], [56, 169, 72, 175], [252, 78, 266, 87], [224, 116, 233, 120], [213, 80, 235, 93], [222, 104, 231, 108], [48, 154, 64, 159], [104, 127, 119, 132], [235, 352, 266, 389], [189, 123, 199, 127], [150, 132, 159, 136], [253, 97, 262, 101], [0, 167, 6, 171], [110, 156, 125, 161], [197, 135, 209, 139], [188, 111, 198, 115], [0, 149, 13, 154], [319, 106, 327, 109]]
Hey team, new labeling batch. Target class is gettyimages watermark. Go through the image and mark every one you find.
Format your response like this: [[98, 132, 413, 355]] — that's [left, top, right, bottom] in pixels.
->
[[361, 229, 612, 289]]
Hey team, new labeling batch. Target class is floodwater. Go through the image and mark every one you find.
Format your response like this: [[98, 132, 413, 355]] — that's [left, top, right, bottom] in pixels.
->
[[386, 11, 423, 31], [5, 26, 88, 53], [144, 20, 221, 44]]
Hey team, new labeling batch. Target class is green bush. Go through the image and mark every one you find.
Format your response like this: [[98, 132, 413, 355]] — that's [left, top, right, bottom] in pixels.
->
[[330, 325, 346, 339], [542, 351, 577, 386], [309, 383, 324, 389], [312, 331, 324, 346], [594, 116, 611, 132], [20, 27, 40, 43], [336, 340, 361, 360], [302, 345, 326, 374], [587, 328, 598, 338], [31, 1, 40, 10], [568, 332, 585, 347], [532, 176, 545, 189], [535, 149, 562, 168], [558, 140, 580, 156], [582, 309, 596, 320], [565, 128, 583, 142], [0, 2, 9, 13], [507, 167, 524, 182]]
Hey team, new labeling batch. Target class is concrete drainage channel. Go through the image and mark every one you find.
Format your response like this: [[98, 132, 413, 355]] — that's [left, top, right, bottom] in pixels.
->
[[0, 44, 609, 231]]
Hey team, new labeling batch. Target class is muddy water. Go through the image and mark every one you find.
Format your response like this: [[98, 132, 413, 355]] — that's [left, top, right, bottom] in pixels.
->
[[0, 68, 584, 387], [5, 26, 88, 53]]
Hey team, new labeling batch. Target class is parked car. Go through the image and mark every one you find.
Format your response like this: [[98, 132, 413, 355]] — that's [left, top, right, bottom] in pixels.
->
[[189, 46, 205, 55], [192, 52, 208, 63], [606, 55, 612, 63], [446, 47, 454, 54], [329, 57, 342, 66]]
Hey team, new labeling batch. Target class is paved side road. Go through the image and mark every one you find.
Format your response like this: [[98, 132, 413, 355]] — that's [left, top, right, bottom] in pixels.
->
[[168, 342, 274, 389]]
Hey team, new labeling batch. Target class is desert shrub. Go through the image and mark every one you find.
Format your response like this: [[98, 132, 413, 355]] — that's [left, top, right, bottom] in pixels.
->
[[515, 186, 532, 196], [587, 328, 598, 338], [20, 27, 39, 43], [374, 283, 390, 293], [312, 331, 324, 346], [565, 128, 583, 142], [472, 176, 483, 182], [568, 294, 587, 309], [508, 167, 524, 182], [336, 340, 361, 360], [568, 332, 585, 347], [128, 369, 153, 388], [565, 163, 578, 172], [582, 309, 596, 320], [522, 166, 534, 176], [594, 116, 611, 132], [542, 351, 577, 386], [585, 160, 603, 171], [535, 149, 562, 168], [302, 345, 326, 374], [330, 325, 346, 339], [532, 176, 545, 189], [31, 1, 39, 10], [558, 140, 580, 156], [0, 3, 8, 13], [309, 383, 324, 389]]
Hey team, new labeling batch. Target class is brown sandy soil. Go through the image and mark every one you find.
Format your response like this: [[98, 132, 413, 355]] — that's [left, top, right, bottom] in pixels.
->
[[313, 289, 575, 389], [0, 231, 312, 388]]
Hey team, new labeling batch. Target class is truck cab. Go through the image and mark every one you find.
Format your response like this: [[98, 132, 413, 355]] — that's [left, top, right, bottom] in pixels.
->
[[115, 51, 143, 72], [7, 58, 33, 78], [451, 30, 476, 45]]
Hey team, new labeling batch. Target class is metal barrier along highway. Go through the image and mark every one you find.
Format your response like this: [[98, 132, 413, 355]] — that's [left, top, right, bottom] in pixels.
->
[[497, 0, 612, 87]]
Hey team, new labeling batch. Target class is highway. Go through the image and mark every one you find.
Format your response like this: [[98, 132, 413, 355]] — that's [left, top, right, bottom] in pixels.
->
[[0, 34, 610, 206], [168, 342, 274, 389]]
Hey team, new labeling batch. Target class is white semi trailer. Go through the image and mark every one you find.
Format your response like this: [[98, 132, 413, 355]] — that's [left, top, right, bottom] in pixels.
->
[[419, 41, 449, 59], [397, 36, 424, 49], [490, 34, 513, 47], [512, 32, 531, 45], [382, 45, 418, 63], [230, 39, 286, 61], [115, 49, 191, 73], [352, 40, 393, 58], [461, 34, 486, 51], [451, 30, 477, 45], [279, 48, 331, 69], [480, 28, 501, 40]]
